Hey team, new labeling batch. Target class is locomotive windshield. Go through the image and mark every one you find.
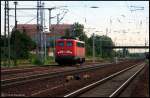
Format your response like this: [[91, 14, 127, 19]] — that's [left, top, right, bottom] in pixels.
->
[[58, 41, 64, 47], [66, 41, 73, 47]]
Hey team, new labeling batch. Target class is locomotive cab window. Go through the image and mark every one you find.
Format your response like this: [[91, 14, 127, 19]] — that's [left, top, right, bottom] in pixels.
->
[[67, 41, 73, 47], [77, 42, 84, 47], [57, 41, 64, 47]]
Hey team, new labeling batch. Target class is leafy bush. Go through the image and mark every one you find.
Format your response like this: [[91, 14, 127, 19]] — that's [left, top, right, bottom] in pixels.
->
[[43, 56, 55, 65], [29, 54, 43, 65], [32, 58, 43, 65]]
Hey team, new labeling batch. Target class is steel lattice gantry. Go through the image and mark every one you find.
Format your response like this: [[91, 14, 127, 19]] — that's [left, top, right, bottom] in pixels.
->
[[36, 1, 45, 63]]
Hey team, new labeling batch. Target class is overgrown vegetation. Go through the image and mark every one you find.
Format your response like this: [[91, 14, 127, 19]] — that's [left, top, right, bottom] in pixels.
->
[[1, 29, 36, 66]]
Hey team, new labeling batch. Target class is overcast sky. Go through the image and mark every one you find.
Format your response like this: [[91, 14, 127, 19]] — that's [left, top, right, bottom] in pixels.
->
[[1, 1, 149, 52]]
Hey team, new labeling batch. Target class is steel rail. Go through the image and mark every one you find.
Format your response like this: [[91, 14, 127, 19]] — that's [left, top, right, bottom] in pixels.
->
[[1, 65, 58, 75], [31, 62, 143, 97], [109, 63, 145, 97], [64, 63, 145, 97], [1, 62, 113, 88], [1, 60, 112, 74]]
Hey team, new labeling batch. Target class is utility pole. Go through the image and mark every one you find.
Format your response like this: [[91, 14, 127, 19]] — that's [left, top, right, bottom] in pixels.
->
[[100, 38, 102, 58], [48, 8, 56, 32], [14, 1, 17, 66], [145, 39, 146, 53], [48, 9, 52, 32], [37, 1, 44, 64], [53, 14, 60, 58], [4, 1, 10, 66], [14, 2, 17, 28], [145, 17, 148, 54], [93, 33, 95, 63], [7, 2, 10, 66], [106, 28, 108, 36], [36, 1, 39, 56], [43, 2, 47, 61], [48, 9, 55, 59], [109, 17, 112, 34], [7, 1, 10, 66], [57, 13, 60, 24], [40, 2, 44, 63], [4, 1, 6, 66], [37, 1, 40, 61], [41, 2, 44, 63]]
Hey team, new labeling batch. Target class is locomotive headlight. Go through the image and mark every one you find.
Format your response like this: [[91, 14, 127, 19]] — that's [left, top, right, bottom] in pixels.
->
[[57, 50, 64, 54], [66, 50, 72, 54]]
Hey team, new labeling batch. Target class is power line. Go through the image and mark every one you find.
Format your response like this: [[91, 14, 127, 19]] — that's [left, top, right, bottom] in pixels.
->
[[17, 4, 36, 7], [9, 14, 36, 17], [8, 7, 66, 10], [24, 16, 37, 24], [57, 9, 69, 24]]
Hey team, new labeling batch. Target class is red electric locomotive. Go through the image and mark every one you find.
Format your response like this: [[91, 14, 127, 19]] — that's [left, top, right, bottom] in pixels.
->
[[55, 37, 85, 65]]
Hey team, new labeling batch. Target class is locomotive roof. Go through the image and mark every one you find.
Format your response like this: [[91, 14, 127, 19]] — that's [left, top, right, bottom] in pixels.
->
[[56, 38, 85, 43]]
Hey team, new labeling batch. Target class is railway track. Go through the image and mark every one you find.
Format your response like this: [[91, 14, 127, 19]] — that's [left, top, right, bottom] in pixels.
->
[[1, 65, 56, 74], [1, 62, 113, 88], [1, 62, 106, 78], [1, 60, 107, 75], [64, 62, 145, 97], [1, 65, 75, 80], [1, 59, 127, 80], [1, 60, 142, 97]]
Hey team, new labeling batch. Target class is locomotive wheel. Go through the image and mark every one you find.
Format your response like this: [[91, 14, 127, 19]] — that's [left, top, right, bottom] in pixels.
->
[[57, 62, 63, 65], [78, 58, 84, 64]]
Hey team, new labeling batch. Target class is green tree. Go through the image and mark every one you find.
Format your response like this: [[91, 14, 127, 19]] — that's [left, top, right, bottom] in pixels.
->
[[1, 35, 9, 65], [115, 49, 129, 57], [10, 29, 36, 65], [72, 22, 88, 42], [87, 34, 115, 58]]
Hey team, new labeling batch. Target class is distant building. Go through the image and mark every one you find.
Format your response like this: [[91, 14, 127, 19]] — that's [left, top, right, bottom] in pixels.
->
[[50, 24, 73, 34], [48, 24, 74, 44], [14, 24, 73, 39], [15, 24, 37, 38], [13, 24, 74, 56]]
